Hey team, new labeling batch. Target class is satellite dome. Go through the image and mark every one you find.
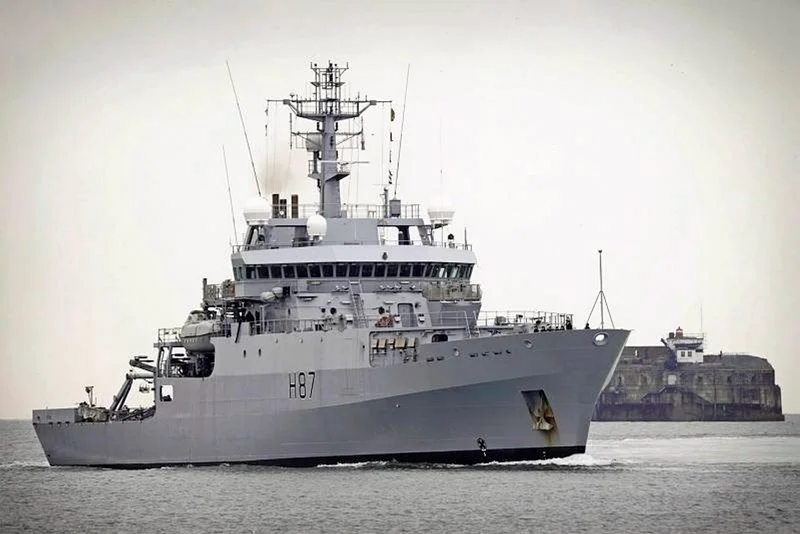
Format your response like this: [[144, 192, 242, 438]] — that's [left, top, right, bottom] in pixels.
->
[[307, 214, 327, 238], [427, 195, 455, 223], [243, 196, 270, 225], [427, 205, 455, 225]]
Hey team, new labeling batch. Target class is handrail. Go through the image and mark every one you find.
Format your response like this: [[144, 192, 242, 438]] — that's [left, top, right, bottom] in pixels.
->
[[264, 202, 421, 220], [477, 311, 574, 329], [157, 328, 181, 344], [232, 240, 472, 252], [157, 308, 575, 341], [423, 283, 482, 301]]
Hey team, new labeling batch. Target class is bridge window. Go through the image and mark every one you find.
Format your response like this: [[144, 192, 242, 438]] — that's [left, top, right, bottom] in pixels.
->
[[240, 262, 474, 281], [449, 265, 460, 278], [160, 385, 173, 402]]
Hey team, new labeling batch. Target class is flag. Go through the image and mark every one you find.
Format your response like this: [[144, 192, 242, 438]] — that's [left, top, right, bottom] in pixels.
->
[[390, 108, 396, 121]]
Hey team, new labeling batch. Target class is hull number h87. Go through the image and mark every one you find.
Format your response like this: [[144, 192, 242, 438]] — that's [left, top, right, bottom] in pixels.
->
[[289, 371, 316, 399]]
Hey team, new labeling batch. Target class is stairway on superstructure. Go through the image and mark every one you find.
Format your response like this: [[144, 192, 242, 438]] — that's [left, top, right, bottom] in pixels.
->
[[349, 281, 367, 328]]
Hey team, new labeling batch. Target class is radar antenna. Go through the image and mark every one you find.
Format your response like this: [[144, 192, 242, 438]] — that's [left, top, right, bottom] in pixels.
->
[[585, 249, 615, 329]]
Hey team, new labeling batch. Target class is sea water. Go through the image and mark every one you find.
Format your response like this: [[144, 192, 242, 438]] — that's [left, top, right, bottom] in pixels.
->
[[1, 417, 798, 533]]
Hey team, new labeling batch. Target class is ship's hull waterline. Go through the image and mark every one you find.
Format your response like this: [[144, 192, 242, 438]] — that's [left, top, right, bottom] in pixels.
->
[[34, 329, 628, 467]]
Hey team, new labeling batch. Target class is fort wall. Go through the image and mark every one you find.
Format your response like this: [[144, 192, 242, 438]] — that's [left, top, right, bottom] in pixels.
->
[[593, 345, 784, 421]]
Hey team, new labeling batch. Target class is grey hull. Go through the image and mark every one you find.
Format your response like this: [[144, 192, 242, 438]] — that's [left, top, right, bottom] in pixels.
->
[[34, 329, 628, 467]]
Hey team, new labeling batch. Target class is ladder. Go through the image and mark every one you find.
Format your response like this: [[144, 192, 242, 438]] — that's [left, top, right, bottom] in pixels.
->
[[349, 281, 367, 328]]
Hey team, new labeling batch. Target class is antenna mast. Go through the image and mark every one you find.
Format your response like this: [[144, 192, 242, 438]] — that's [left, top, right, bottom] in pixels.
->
[[585, 249, 615, 329], [269, 61, 389, 218], [226, 60, 262, 197]]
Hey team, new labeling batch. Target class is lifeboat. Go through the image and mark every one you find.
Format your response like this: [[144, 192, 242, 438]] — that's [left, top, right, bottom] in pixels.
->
[[180, 310, 222, 353]]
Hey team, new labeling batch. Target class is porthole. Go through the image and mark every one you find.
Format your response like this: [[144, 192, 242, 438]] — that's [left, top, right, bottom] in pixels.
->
[[523, 340, 533, 349], [258, 348, 262, 357], [243, 350, 247, 358], [593, 332, 609, 346]]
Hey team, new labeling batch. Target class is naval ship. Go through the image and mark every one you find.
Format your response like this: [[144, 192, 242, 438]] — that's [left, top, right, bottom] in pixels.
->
[[33, 62, 630, 467]]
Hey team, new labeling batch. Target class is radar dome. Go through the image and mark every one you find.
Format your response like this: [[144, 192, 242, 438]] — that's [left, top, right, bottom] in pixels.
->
[[427, 206, 455, 224], [243, 196, 270, 225], [307, 214, 327, 238]]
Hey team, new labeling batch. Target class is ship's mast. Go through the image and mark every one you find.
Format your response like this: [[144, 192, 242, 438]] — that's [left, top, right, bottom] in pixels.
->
[[273, 62, 386, 218]]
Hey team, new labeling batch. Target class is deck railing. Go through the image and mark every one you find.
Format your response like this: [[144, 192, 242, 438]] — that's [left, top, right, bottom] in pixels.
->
[[477, 311, 575, 329], [157, 309, 575, 345], [266, 202, 421, 220], [423, 283, 482, 301], [233, 239, 471, 252]]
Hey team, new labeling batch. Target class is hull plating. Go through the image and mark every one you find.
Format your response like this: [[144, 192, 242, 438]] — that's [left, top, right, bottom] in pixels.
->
[[34, 329, 628, 467]]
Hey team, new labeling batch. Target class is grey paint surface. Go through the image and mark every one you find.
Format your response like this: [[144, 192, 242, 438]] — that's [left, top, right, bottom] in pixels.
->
[[34, 329, 628, 466]]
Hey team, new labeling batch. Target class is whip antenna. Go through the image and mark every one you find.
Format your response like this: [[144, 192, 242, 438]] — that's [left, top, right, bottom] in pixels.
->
[[226, 60, 262, 197], [221, 145, 239, 247], [393, 64, 410, 198]]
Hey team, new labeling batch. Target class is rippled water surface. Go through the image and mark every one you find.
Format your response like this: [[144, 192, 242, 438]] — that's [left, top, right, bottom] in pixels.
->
[[2, 417, 799, 533]]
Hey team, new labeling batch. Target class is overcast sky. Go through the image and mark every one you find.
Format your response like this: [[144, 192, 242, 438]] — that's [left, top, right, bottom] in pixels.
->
[[1, 0, 798, 417]]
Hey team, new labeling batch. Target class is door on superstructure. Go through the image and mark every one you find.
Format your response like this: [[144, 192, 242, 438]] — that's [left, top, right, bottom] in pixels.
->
[[398, 303, 416, 328]]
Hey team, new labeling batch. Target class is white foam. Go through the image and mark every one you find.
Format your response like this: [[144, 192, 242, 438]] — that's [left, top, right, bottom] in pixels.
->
[[0, 460, 50, 469], [317, 461, 391, 469], [475, 453, 615, 468], [314, 454, 620, 470]]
